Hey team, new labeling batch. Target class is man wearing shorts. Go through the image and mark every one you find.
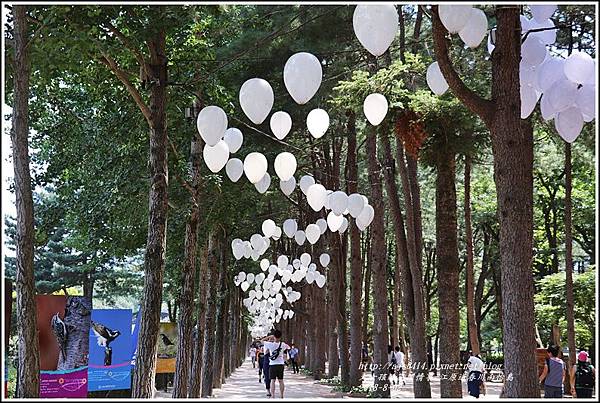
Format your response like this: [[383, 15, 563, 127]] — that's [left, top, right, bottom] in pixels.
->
[[261, 329, 290, 399]]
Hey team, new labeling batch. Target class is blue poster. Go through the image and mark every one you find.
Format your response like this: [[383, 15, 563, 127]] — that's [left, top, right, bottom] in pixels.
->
[[88, 309, 132, 391]]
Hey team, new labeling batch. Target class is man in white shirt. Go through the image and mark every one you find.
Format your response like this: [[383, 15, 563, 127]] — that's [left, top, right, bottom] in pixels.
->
[[261, 329, 290, 398], [393, 346, 406, 386], [466, 352, 486, 398], [250, 346, 257, 368]]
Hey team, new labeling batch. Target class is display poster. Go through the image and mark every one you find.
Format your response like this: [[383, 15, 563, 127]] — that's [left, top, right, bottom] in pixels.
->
[[87, 309, 132, 392], [156, 322, 177, 374], [5, 279, 12, 398], [36, 295, 91, 398]]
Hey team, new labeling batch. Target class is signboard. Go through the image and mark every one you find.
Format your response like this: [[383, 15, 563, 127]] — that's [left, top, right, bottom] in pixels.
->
[[156, 322, 177, 374], [87, 309, 132, 392], [36, 295, 91, 398]]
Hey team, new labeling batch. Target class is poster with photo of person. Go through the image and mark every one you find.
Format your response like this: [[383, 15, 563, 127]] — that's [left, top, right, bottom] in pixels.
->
[[36, 295, 91, 398], [87, 309, 132, 392]]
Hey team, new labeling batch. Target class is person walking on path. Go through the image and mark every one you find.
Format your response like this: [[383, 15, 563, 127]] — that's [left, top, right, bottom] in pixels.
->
[[466, 351, 486, 398], [539, 345, 566, 398], [263, 347, 272, 397], [257, 345, 265, 382], [261, 329, 290, 399], [288, 343, 300, 374], [250, 345, 257, 369], [570, 350, 595, 398], [393, 346, 406, 386]]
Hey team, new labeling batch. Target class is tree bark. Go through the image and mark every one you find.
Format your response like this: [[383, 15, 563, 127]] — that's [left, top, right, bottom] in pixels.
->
[[435, 148, 462, 398], [433, 6, 539, 397], [201, 231, 220, 397], [131, 25, 169, 398], [366, 125, 390, 397], [212, 245, 228, 389], [395, 140, 431, 397], [564, 142, 576, 392], [12, 6, 41, 397], [464, 155, 480, 356], [337, 231, 350, 385], [172, 138, 203, 398], [188, 243, 209, 398]]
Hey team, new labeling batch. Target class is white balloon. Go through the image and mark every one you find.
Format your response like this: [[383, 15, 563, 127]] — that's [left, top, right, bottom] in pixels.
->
[[306, 184, 327, 212], [280, 176, 296, 196], [225, 158, 244, 182], [357, 204, 375, 228], [223, 128, 243, 154], [250, 233, 265, 251], [315, 274, 326, 288], [277, 255, 289, 269], [528, 18, 556, 45], [239, 78, 274, 124], [575, 85, 595, 122], [535, 57, 566, 92], [274, 152, 297, 181], [458, 8, 488, 49], [254, 173, 271, 194], [292, 259, 301, 269], [300, 253, 311, 267], [247, 273, 255, 284], [319, 253, 330, 267], [260, 259, 270, 271], [294, 230, 306, 246], [327, 211, 344, 232], [299, 175, 315, 194], [262, 219, 276, 238], [305, 271, 315, 284], [439, 5, 472, 34], [555, 107, 584, 143], [352, 5, 399, 57], [329, 191, 349, 216], [307, 109, 329, 139], [243, 241, 252, 258], [244, 152, 268, 184], [283, 52, 322, 105], [347, 193, 365, 218], [520, 15, 532, 36], [324, 189, 333, 210], [272, 226, 282, 240], [203, 140, 229, 173], [305, 224, 321, 245], [251, 249, 260, 261], [268, 265, 277, 277], [530, 4, 557, 23], [270, 111, 292, 140], [241, 281, 250, 292], [197, 106, 227, 146], [256, 273, 265, 284], [283, 219, 298, 238], [547, 79, 578, 113], [339, 217, 349, 234], [520, 84, 539, 119], [564, 51, 595, 85], [540, 93, 556, 121], [521, 36, 547, 67], [426, 62, 449, 96], [363, 93, 388, 126], [316, 218, 328, 234]]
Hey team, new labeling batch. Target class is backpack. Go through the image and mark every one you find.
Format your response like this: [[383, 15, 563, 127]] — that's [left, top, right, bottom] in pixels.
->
[[270, 341, 283, 361], [575, 363, 594, 388]]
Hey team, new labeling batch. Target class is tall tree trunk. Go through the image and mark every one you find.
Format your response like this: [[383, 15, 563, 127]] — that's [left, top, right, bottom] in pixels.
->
[[212, 245, 227, 389], [362, 237, 372, 345], [327, 238, 340, 378], [188, 243, 209, 398], [201, 231, 220, 397], [435, 148, 462, 397], [564, 142, 576, 392], [366, 125, 390, 397], [12, 6, 40, 397], [337, 231, 350, 385], [464, 155, 480, 355], [433, 6, 539, 397], [131, 26, 169, 398], [396, 140, 431, 397], [347, 111, 364, 387], [172, 139, 202, 398]]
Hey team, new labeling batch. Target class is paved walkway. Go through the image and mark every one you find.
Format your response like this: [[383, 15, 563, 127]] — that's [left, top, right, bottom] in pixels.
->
[[212, 358, 342, 399]]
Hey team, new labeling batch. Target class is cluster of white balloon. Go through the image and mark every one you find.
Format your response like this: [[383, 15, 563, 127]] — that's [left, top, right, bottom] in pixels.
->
[[427, 4, 595, 143], [235, 4, 404, 337]]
